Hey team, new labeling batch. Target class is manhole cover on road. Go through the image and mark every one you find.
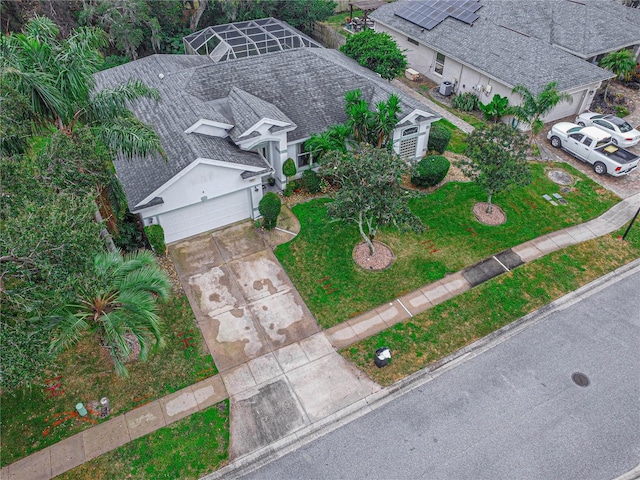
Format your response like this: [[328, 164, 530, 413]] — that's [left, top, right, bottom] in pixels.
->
[[572, 372, 590, 387]]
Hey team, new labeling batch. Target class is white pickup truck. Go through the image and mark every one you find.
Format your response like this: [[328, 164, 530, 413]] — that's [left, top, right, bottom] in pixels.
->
[[547, 123, 639, 176]]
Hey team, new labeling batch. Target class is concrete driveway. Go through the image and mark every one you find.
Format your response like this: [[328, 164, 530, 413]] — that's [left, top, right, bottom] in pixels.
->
[[169, 221, 320, 372], [169, 219, 380, 460]]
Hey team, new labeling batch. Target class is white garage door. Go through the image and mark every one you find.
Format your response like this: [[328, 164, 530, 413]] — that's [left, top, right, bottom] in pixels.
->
[[546, 90, 585, 122], [159, 189, 251, 243]]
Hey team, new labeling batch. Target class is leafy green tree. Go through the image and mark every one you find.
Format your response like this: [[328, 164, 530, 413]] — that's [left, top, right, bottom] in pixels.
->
[[2, 16, 166, 251], [48, 250, 171, 377], [321, 144, 424, 255], [340, 29, 407, 81], [200, 0, 335, 34], [1, 146, 106, 389], [459, 123, 531, 214], [79, 0, 161, 60], [599, 49, 637, 102], [345, 89, 402, 147], [510, 81, 572, 142]]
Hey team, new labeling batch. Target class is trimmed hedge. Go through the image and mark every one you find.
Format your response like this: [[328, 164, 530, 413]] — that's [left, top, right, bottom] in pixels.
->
[[259, 191, 281, 230], [411, 155, 450, 187], [427, 123, 452, 154], [282, 158, 297, 179], [144, 224, 166, 255], [301, 169, 321, 194]]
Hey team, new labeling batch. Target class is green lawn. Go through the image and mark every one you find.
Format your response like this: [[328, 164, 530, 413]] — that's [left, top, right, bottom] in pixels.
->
[[437, 118, 470, 154], [275, 163, 619, 328], [342, 225, 640, 385], [324, 9, 364, 27], [1, 293, 217, 467], [58, 401, 229, 480]]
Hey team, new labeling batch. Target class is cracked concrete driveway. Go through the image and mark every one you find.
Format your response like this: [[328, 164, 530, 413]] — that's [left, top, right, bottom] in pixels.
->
[[169, 221, 321, 373], [170, 218, 381, 460]]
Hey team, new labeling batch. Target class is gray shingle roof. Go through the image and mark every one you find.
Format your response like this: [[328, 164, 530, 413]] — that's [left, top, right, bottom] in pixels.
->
[[371, 0, 629, 94], [227, 86, 295, 141], [94, 47, 438, 210]]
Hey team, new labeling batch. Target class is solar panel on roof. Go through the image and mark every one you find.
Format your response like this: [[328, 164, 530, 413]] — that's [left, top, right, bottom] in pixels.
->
[[395, 0, 482, 31]]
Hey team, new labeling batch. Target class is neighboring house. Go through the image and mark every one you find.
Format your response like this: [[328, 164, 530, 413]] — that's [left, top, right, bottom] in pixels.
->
[[371, 0, 640, 125], [94, 19, 440, 244]]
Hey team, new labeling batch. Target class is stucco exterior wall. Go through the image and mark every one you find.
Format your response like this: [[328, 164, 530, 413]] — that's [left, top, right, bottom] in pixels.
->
[[138, 162, 255, 219]]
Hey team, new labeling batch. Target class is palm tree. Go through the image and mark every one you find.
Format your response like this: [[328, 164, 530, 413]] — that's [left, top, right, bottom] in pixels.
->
[[1, 16, 166, 251], [0, 16, 164, 158], [510, 82, 572, 142], [371, 94, 401, 148], [48, 250, 171, 377], [344, 89, 372, 143], [305, 123, 350, 161], [344, 89, 401, 148], [599, 49, 637, 103]]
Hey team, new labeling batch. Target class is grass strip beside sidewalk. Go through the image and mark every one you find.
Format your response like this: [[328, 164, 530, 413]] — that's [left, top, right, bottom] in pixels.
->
[[57, 400, 229, 480], [341, 227, 640, 386]]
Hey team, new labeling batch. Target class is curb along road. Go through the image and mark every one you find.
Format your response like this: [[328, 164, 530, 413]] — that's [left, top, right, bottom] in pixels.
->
[[204, 258, 640, 480]]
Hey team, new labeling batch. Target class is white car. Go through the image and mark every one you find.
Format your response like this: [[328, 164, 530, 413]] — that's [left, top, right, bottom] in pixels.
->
[[574, 112, 640, 147]]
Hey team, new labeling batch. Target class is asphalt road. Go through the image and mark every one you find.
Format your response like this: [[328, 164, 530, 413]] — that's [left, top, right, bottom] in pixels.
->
[[240, 270, 640, 480]]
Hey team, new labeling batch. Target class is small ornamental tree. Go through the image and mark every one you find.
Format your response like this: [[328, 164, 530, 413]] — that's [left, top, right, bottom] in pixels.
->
[[459, 123, 531, 214], [340, 29, 408, 81], [259, 191, 282, 230], [427, 122, 452, 153], [321, 144, 425, 255]]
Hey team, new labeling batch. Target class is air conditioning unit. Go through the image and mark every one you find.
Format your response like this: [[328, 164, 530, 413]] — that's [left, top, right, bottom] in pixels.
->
[[439, 81, 453, 96]]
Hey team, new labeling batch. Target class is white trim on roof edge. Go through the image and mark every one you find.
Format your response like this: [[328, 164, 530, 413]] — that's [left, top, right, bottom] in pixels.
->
[[240, 118, 291, 138], [185, 119, 235, 134]]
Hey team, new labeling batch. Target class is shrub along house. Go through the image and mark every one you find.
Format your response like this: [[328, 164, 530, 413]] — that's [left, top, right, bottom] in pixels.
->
[[370, 0, 640, 124], [94, 18, 440, 243]]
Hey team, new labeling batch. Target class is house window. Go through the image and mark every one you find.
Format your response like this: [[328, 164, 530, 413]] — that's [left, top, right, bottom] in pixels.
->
[[297, 143, 311, 168], [407, 37, 419, 46], [255, 143, 270, 163], [434, 52, 445, 75], [399, 126, 419, 159]]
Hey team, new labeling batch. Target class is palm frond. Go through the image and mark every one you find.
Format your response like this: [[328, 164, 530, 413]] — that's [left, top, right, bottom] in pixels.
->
[[88, 80, 161, 124], [95, 116, 166, 160], [47, 308, 91, 353]]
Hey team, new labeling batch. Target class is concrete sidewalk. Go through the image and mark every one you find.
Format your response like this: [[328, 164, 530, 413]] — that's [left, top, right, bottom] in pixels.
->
[[3, 193, 639, 480]]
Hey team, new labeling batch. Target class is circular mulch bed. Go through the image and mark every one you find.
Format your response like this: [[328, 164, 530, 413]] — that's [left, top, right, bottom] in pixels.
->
[[547, 169, 574, 186], [473, 202, 506, 226], [353, 241, 395, 271]]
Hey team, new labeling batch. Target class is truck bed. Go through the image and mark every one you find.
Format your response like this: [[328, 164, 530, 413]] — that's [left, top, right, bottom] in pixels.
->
[[595, 145, 639, 164]]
